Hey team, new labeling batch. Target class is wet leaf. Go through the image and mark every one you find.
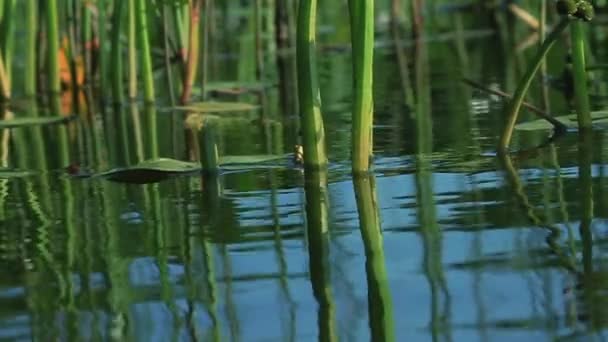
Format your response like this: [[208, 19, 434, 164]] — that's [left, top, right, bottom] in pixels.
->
[[219, 154, 290, 170], [171, 101, 258, 114], [515, 111, 608, 131], [0, 115, 77, 128], [0, 168, 33, 178], [98, 158, 201, 183], [94, 154, 292, 184]]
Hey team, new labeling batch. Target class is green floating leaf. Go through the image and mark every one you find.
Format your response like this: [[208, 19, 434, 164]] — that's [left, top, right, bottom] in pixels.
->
[[0, 114, 76, 129], [0, 168, 33, 178], [98, 158, 201, 184], [204, 81, 268, 93], [515, 111, 608, 131], [171, 101, 258, 114], [219, 154, 290, 170], [94, 154, 292, 183]]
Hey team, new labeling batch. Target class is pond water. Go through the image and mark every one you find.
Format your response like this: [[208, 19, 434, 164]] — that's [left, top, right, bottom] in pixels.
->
[[2, 5, 608, 342]]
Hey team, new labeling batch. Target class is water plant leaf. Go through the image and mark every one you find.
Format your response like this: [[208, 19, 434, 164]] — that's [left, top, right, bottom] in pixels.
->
[[98, 158, 201, 183], [0, 114, 76, 128], [515, 111, 608, 131], [219, 154, 292, 171], [171, 101, 257, 113], [0, 168, 33, 178]]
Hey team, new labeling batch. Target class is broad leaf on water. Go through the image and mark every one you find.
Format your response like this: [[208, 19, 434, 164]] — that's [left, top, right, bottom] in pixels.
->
[[94, 155, 291, 183], [219, 154, 290, 170], [171, 101, 258, 114], [0, 168, 33, 178], [0, 114, 77, 128], [515, 111, 608, 131], [204, 81, 267, 94], [98, 158, 201, 184]]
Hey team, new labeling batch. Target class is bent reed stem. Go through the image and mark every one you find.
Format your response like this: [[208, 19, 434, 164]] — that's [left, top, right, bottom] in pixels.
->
[[499, 18, 569, 150]]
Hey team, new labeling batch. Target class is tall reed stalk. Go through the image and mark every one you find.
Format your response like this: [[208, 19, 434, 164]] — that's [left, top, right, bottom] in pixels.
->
[[25, 0, 37, 97], [46, 0, 61, 95], [570, 21, 591, 128], [98, 0, 108, 101], [349, 0, 374, 173], [128, 0, 137, 99], [296, 0, 327, 169], [181, 0, 201, 104], [135, 0, 156, 103], [0, 0, 16, 87], [0, 54, 9, 99], [111, 1, 125, 103]]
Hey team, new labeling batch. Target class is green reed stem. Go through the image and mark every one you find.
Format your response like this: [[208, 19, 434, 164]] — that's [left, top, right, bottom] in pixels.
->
[[25, 0, 37, 97], [570, 21, 592, 128], [111, 0, 125, 103], [81, 3, 92, 79], [135, 0, 156, 103], [46, 0, 61, 95], [499, 18, 569, 150], [198, 121, 219, 174], [180, 0, 201, 104], [172, 1, 188, 64], [349, 0, 375, 173], [0, 0, 16, 87], [0, 54, 9, 99], [98, 0, 108, 99], [128, 0, 137, 99], [296, 0, 327, 169]]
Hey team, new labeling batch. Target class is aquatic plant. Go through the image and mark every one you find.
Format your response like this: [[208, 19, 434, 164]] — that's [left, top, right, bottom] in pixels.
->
[[499, 0, 594, 150], [296, 0, 327, 169], [349, 0, 375, 173]]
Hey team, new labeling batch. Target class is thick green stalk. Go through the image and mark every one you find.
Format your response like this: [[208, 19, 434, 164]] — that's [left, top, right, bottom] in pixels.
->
[[570, 21, 591, 128], [128, 0, 137, 99], [499, 18, 569, 150], [349, 0, 375, 173], [98, 0, 108, 100], [172, 0, 188, 63], [0, 0, 16, 86], [0, 54, 9, 99], [198, 121, 219, 174], [46, 0, 61, 95], [81, 3, 92, 80], [111, 0, 125, 103], [25, 0, 37, 97], [135, 0, 155, 103], [296, 0, 327, 169], [180, 0, 201, 104]]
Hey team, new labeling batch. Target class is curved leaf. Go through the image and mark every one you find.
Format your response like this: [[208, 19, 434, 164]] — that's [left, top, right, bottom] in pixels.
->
[[98, 158, 201, 183], [0, 168, 33, 178], [0, 114, 77, 128], [219, 154, 290, 171], [171, 101, 257, 114]]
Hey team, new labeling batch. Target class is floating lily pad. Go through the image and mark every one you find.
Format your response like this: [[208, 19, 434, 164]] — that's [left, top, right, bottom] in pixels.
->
[[515, 111, 608, 131], [0, 168, 33, 178], [171, 101, 257, 114], [219, 154, 290, 170], [0, 114, 77, 129], [204, 81, 268, 93], [92, 154, 292, 184], [98, 158, 201, 184]]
